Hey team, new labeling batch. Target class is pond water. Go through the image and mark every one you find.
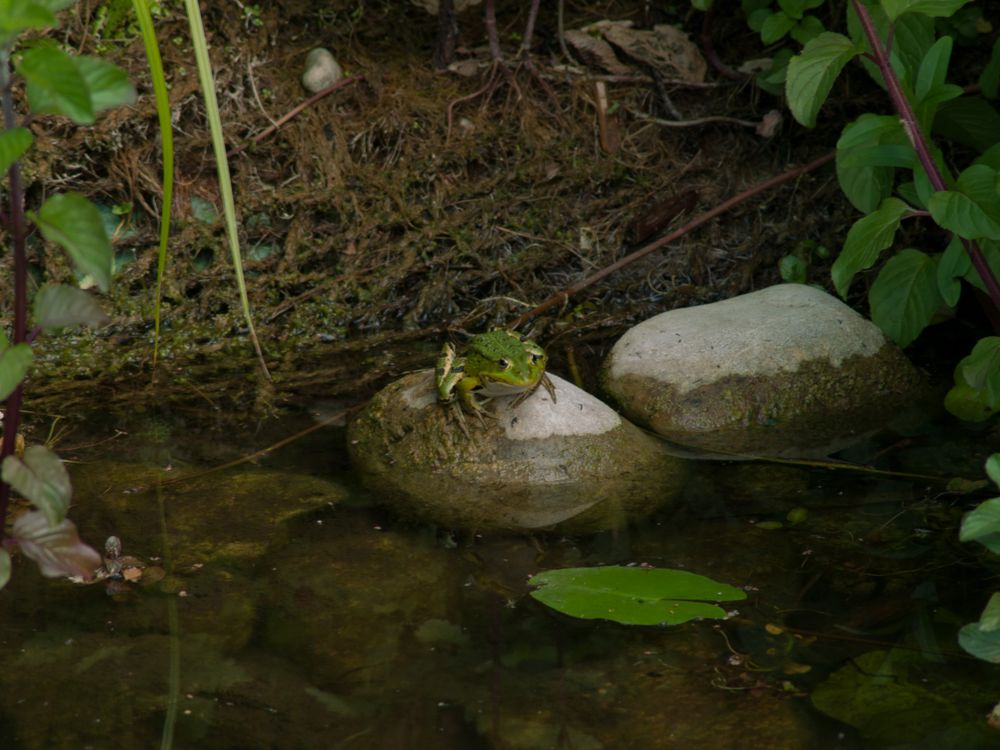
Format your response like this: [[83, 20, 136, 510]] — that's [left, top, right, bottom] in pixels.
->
[[1, 408, 999, 750]]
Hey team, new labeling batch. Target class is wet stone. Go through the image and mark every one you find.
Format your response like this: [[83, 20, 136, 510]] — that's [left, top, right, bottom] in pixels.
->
[[602, 283, 927, 457], [347, 371, 688, 533]]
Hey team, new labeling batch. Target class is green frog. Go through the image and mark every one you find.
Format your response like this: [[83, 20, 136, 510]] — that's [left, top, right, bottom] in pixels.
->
[[436, 330, 556, 419]]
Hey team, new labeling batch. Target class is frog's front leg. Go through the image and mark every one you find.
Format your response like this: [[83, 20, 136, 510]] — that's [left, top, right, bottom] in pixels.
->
[[436, 342, 464, 404], [456, 378, 495, 423]]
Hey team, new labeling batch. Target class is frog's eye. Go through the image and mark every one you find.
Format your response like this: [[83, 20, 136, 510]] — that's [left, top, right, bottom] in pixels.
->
[[498, 358, 510, 369], [530, 354, 540, 364]]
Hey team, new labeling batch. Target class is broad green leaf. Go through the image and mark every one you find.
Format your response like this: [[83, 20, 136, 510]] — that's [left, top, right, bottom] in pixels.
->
[[955, 164, 1000, 216], [32, 192, 112, 291], [691, 0, 713, 9], [74, 56, 136, 114], [937, 236, 969, 306], [832, 197, 911, 297], [790, 15, 825, 45], [915, 36, 952, 101], [10, 510, 101, 580], [869, 248, 941, 347], [528, 566, 746, 626], [975, 143, 1000, 171], [881, 0, 970, 20], [33, 284, 110, 329], [761, 11, 796, 43], [786, 32, 860, 127], [836, 115, 906, 212], [978, 592, 1000, 632], [0, 127, 32, 176], [838, 144, 916, 169], [960, 618, 1000, 662], [981, 39, 1000, 100], [0, 547, 8, 590], [928, 191, 1000, 241], [17, 43, 94, 125], [955, 337, 1000, 404], [987, 454, 1000, 488], [2, 445, 72, 527], [946, 337, 1000, 421], [934, 96, 1000, 152], [961, 498, 1000, 552], [0, 341, 32, 402], [945, 381, 997, 421], [746, 6, 770, 32], [779, 255, 808, 283], [913, 36, 960, 126], [778, 0, 807, 18], [0, 1, 56, 45]]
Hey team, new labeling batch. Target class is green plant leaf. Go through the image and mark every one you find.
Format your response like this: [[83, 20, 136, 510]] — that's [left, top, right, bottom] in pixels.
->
[[946, 337, 1000, 421], [33, 284, 110, 329], [0, 547, 9, 590], [836, 115, 907, 212], [746, 6, 770, 32], [777, 0, 806, 18], [528, 566, 746, 626], [0, 340, 32, 402], [881, 0, 971, 21], [962, 239, 1000, 294], [74, 55, 137, 113], [975, 143, 1000, 170], [960, 498, 1000, 552], [934, 96, 1000, 152], [0, 1, 56, 45], [779, 255, 808, 283], [2, 445, 72, 527], [981, 39, 1000, 99], [691, 0, 714, 10], [960, 619, 1000, 662], [786, 32, 860, 128], [761, 10, 796, 43], [10, 510, 100, 580], [955, 337, 1000, 403], [986, 454, 1000, 488], [913, 36, 961, 127], [915, 36, 952, 101], [0, 127, 32, 176], [928, 191, 1000, 241], [869, 248, 942, 347], [945, 381, 996, 421], [32, 192, 112, 291], [832, 197, 910, 297], [17, 43, 94, 124], [791, 15, 825, 45], [937, 236, 969, 306]]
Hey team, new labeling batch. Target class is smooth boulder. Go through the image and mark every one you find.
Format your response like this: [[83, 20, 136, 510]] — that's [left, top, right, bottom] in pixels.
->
[[347, 371, 687, 533], [602, 284, 926, 456]]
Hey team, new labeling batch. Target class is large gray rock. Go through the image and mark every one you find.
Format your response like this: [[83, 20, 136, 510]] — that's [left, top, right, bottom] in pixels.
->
[[602, 284, 926, 456], [348, 370, 687, 533]]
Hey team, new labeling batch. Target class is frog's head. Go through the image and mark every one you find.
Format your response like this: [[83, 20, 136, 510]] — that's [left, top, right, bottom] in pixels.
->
[[465, 330, 547, 391]]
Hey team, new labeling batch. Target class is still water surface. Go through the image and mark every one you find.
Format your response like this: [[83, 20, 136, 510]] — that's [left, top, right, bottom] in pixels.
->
[[1, 410, 998, 749]]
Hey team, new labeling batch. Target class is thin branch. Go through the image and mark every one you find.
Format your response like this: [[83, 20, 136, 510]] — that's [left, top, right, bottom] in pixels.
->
[[510, 152, 836, 328]]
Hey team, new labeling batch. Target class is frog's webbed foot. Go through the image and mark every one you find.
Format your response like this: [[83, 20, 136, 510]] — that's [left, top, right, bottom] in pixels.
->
[[540, 373, 557, 404], [441, 399, 472, 439], [510, 374, 557, 409]]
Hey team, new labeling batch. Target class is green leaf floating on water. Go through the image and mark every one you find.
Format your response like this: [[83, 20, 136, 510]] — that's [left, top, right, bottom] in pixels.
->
[[528, 566, 746, 626]]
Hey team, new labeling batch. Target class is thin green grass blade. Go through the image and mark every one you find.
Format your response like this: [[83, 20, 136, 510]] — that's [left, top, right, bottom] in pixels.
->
[[130, 0, 173, 368], [183, 0, 270, 378]]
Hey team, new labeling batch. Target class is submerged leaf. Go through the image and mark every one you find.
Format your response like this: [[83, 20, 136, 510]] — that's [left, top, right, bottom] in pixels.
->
[[33, 284, 110, 329], [528, 566, 746, 626], [2, 445, 72, 527], [11, 511, 101, 580]]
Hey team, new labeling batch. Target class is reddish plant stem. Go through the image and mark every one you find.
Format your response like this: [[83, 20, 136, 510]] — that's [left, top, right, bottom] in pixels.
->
[[851, 0, 1000, 312], [510, 151, 836, 328], [0, 49, 27, 532]]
